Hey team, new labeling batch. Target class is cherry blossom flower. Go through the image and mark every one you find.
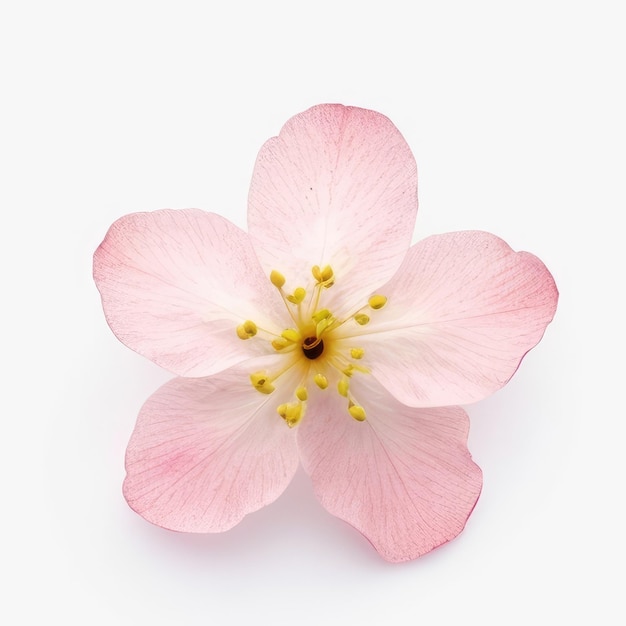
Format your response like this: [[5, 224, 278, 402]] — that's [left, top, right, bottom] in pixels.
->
[[93, 104, 558, 562]]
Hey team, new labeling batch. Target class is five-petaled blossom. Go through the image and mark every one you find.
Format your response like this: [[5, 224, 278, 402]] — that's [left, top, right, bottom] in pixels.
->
[[94, 104, 557, 562]]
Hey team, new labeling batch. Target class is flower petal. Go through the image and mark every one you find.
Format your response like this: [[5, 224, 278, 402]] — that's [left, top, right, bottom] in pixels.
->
[[350, 231, 558, 406], [123, 368, 300, 532], [93, 209, 284, 377], [298, 378, 482, 562], [248, 104, 417, 311]]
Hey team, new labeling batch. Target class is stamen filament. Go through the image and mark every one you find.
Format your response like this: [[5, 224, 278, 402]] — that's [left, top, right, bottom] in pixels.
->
[[310, 282, 323, 318], [278, 289, 300, 326]]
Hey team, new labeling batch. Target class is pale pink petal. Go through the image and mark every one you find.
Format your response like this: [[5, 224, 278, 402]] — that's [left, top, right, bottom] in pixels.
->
[[123, 368, 300, 532], [94, 210, 285, 377], [344, 231, 558, 407], [248, 104, 417, 312], [298, 378, 482, 562]]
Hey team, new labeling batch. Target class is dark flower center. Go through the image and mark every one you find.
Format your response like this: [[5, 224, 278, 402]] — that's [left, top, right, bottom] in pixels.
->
[[302, 337, 324, 360]]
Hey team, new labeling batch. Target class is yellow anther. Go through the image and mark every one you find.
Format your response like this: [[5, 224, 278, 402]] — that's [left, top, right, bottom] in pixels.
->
[[296, 386, 308, 401], [350, 347, 365, 359], [236, 320, 258, 339], [342, 365, 354, 377], [315, 318, 330, 338], [348, 405, 366, 421], [250, 372, 275, 394], [312, 264, 334, 286], [250, 373, 266, 386], [281, 328, 301, 343], [277, 402, 303, 428], [368, 295, 387, 310], [312, 308, 331, 323], [320, 265, 334, 282], [271, 338, 291, 351], [314, 373, 329, 389], [338, 378, 350, 397], [270, 270, 286, 289], [354, 313, 370, 325], [286, 287, 306, 304]]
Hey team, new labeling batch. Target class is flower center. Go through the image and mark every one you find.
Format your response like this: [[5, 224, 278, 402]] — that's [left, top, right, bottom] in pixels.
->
[[235, 264, 388, 428], [302, 337, 324, 360]]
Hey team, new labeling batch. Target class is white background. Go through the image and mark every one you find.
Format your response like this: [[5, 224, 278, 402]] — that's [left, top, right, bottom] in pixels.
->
[[2, 1, 623, 624]]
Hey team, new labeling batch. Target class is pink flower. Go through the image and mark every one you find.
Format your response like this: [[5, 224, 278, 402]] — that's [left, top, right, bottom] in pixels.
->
[[93, 104, 558, 562]]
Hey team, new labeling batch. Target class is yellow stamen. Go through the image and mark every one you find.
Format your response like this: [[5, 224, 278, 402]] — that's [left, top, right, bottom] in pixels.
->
[[354, 313, 370, 325], [270, 270, 286, 288], [277, 402, 304, 428], [345, 364, 357, 377], [246, 262, 377, 417], [368, 295, 387, 310], [312, 264, 335, 287], [250, 372, 275, 394], [314, 373, 329, 389], [281, 328, 301, 343], [320, 265, 334, 282], [312, 308, 331, 323], [315, 318, 331, 338], [286, 287, 306, 304], [236, 320, 258, 339], [271, 337, 292, 351], [348, 405, 366, 421]]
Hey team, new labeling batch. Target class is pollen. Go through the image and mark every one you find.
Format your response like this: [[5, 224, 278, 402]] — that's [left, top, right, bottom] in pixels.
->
[[368, 295, 387, 310], [236, 320, 258, 339], [296, 386, 308, 401], [311, 308, 331, 323], [348, 405, 366, 421], [312, 264, 335, 287], [277, 402, 304, 428], [338, 378, 350, 397], [281, 328, 301, 343], [272, 337, 291, 351], [354, 313, 370, 325], [350, 347, 365, 359], [314, 373, 329, 389], [270, 270, 286, 288], [315, 318, 331, 337], [286, 287, 306, 304], [250, 372, 275, 394]]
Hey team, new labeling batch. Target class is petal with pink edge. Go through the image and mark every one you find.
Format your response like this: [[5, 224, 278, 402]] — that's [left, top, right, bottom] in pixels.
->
[[248, 104, 417, 312], [298, 378, 482, 562], [123, 369, 300, 532], [93, 210, 285, 377], [347, 231, 558, 407]]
